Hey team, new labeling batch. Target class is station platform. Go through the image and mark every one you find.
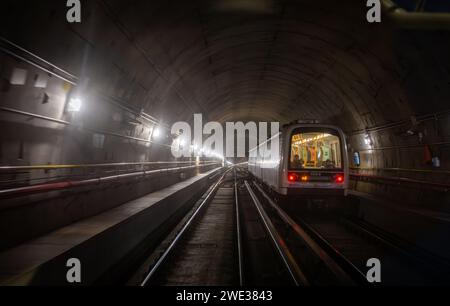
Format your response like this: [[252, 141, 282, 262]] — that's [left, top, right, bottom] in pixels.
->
[[0, 167, 222, 285]]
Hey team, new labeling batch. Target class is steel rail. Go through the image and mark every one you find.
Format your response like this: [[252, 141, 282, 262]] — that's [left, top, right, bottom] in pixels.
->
[[341, 217, 450, 279], [244, 180, 309, 286], [252, 183, 365, 285], [234, 169, 244, 286], [287, 214, 369, 286], [140, 170, 230, 286]]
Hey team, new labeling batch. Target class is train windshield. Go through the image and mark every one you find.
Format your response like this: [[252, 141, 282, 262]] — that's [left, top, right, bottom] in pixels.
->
[[289, 128, 342, 170]]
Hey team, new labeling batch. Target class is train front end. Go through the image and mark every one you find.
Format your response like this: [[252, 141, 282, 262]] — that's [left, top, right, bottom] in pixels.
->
[[280, 124, 349, 197]]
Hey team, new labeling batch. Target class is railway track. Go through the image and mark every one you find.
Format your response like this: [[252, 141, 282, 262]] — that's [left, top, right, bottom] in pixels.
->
[[126, 167, 450, 286], [251, 180, 450, 285], [245, 181, 359, 286], [137, 169, 237, 286], [293, 213, 450, 285], [239, 179, 307, 286], [130, 166, 309, 286]]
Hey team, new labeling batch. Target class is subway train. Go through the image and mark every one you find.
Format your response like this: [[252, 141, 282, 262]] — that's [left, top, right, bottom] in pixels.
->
[[248, 122, 349, 198]]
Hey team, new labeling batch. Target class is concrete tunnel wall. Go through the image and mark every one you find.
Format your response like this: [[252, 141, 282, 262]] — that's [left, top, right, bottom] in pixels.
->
[[0, 0, 449, 208]]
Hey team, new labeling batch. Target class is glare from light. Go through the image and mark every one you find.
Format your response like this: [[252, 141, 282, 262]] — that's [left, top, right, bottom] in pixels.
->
[[152, 127, 161, 139], [364, 134, 373, 148], [68, 97, 82, 112]]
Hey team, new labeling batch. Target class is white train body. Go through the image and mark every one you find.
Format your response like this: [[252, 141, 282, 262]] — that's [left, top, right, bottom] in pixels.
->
[[248, 123, 349, 197]]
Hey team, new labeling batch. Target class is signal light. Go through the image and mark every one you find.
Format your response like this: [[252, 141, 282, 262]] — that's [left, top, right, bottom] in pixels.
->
[[288, 173, 298, 182], [300, 175, 309, 182], [334, 174, 344, 184]]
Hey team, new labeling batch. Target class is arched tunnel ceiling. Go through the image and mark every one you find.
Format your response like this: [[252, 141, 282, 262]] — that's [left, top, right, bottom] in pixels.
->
[[1, 0, 450, 131]]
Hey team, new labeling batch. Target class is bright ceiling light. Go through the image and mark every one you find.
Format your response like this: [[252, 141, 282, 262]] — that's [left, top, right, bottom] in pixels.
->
[[68, 97, 82, 112], [152, 127, 161, 139]]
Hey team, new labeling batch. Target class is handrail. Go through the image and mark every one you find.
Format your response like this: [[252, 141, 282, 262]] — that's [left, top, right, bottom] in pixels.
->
[[350, 167, 450, 175], [347, 109, 450, 136], [0, 36, 167, 128], [350, 173, 450, 190], [0, 161, 219, 171], [356, 141, 450, 152], [0, 37, 78, 82], [382, 0, 450, 31], [0, 106, 172, 147], [0, 163, 222, 198]]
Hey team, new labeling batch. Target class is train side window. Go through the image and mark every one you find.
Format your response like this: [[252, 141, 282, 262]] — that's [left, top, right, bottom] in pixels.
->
[[353, 151, 361, 167]]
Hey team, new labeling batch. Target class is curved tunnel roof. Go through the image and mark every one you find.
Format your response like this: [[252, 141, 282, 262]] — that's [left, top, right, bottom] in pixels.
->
[[1, 0, 449, 132]]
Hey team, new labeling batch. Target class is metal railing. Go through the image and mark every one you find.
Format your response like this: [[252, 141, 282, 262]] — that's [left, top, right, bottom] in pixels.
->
[[0, 162, 222, 198], [382, 0, 450, 30], [350, 172, 450, 191], [0, 106, 169, 147], [0, 160, 217, 172]]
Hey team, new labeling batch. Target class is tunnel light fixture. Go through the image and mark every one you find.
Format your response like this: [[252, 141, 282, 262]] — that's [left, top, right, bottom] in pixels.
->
[[68, 97, 82, 112], [152, 127, 161, 139], [10, 68, 28, 85]]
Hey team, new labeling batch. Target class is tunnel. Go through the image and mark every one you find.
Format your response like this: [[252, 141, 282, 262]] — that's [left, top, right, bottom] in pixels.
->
[[0, 0, 450, 289]]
